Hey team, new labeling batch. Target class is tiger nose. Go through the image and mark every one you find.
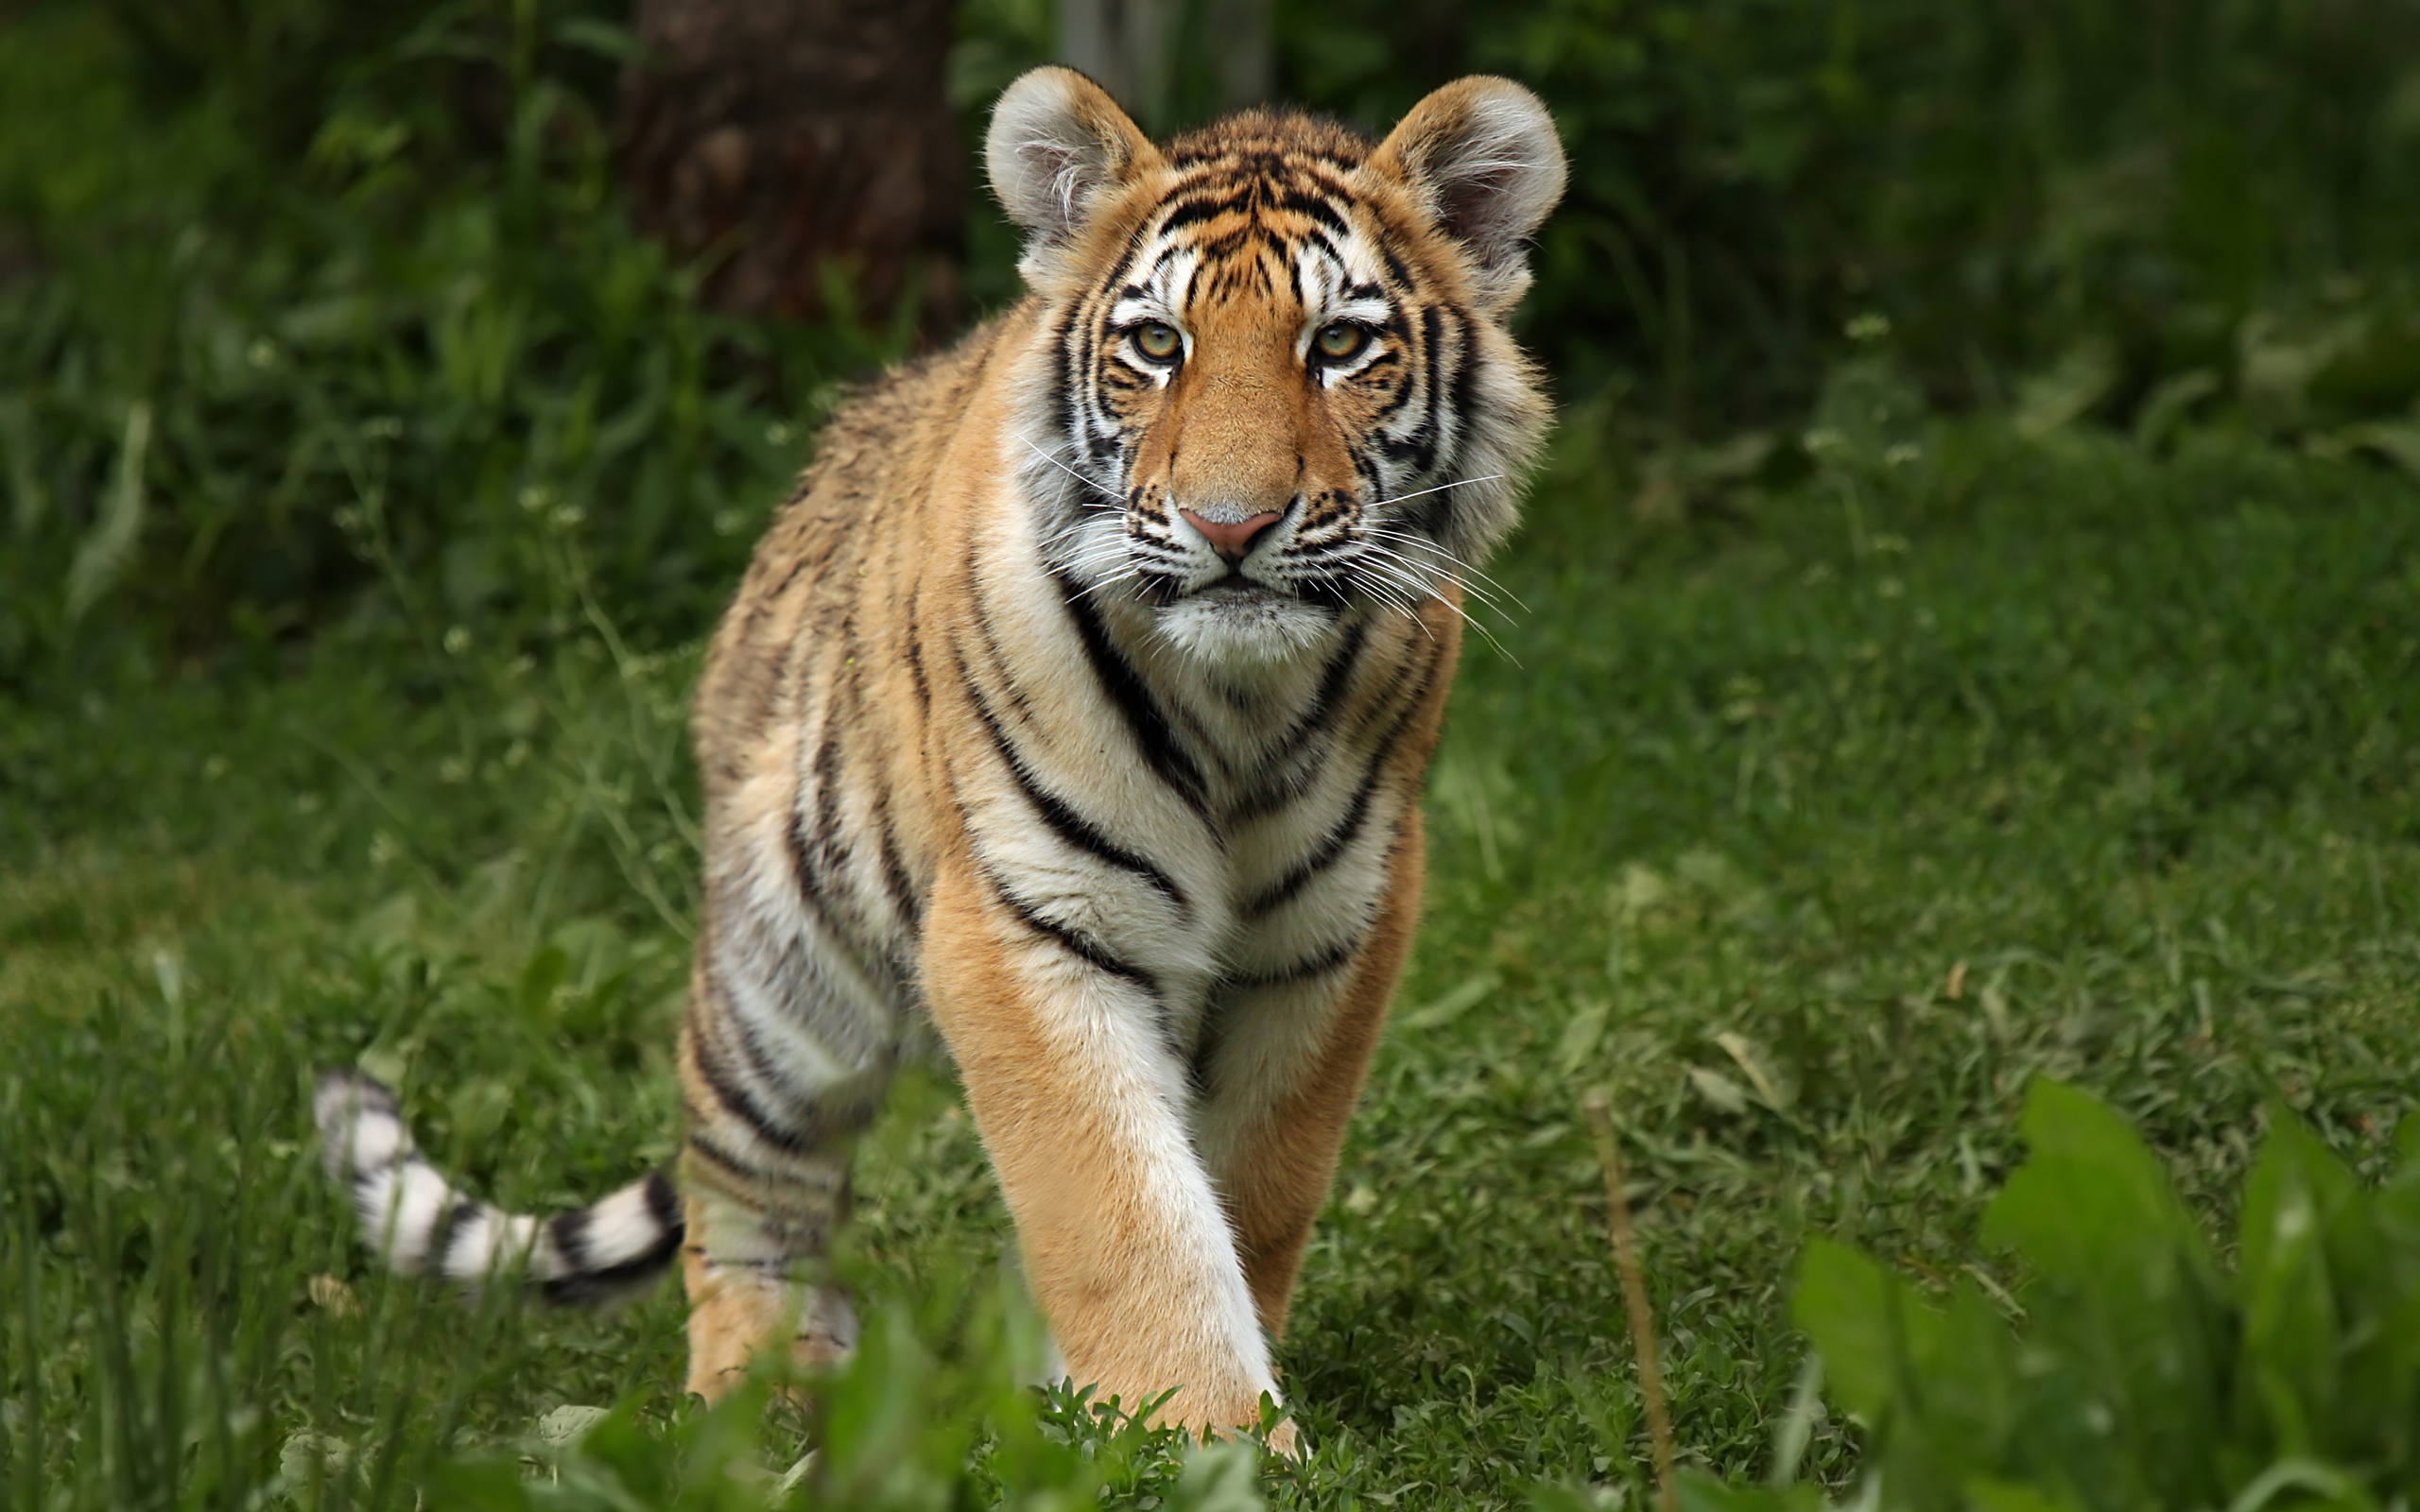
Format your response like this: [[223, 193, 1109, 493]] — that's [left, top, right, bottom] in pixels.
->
[[1180, 508, 1284, 565]]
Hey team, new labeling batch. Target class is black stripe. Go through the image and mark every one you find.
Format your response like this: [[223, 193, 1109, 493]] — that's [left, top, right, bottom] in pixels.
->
[[1054, 301, 1085, 479], [1229, 620, 1369, 822], [1269, 189, 1352, 238], [1412, 304, 1447, 473], [1431, 309, 1478, 528], [806, 712, 869, 932], [540, 1179, 683, 1306], [873, 790, 922, 934], [541, 1244, 678, 1305], [964, 676, 1189, 915], [1246, 641, 1443, 917], [1148, 239, 1191, 283], [1298, 164, 1361, 198], [688, 1007, 818, 1159], [785, 792, 860, 952], [905, 592, 931, 715], [643, 1168, 681, 1235], [683, 1128, 764, 1187], [970, 601, 1038, 719], [1354, 633, 1446, 749], [1247, 763, 1383, 918], [1189, 1026, 1221, 1101], [428, 1194, 480, 1276], [1223, 934, 1361, 990], [547, 1205, 591, 1273], [1374, 341, 1423, 421], [719, 975, 855, 1125], [1159, 195, 1240, 233], [1053, 572, 1211, 816], [979, 862, 1159, 999]]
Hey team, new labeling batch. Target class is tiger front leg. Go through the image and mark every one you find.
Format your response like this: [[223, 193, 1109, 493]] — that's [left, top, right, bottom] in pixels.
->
[[922, 861, 1286, 1443], [1197, 809, 1426, 1344]]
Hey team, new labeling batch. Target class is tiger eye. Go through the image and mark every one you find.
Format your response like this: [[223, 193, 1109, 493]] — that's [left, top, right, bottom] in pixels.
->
[[1134, 321, 1183, 360], [1315, 322, 1367, 360]]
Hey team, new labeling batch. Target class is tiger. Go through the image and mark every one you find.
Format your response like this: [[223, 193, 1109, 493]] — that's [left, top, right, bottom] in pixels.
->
[[316, 64, 1565, 1450]]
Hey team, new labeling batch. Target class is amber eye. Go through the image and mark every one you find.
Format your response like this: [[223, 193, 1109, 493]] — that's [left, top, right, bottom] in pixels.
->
[[1314, 322, 1372, 361], [1133, 321, 1184, 361]]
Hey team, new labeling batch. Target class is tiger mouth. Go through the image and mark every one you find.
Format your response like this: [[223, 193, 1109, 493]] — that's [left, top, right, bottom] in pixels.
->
[[1167, 570, 1353, 607]]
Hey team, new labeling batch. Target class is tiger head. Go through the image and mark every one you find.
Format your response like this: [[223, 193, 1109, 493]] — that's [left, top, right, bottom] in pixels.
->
[[987, 67, 1566, 664]]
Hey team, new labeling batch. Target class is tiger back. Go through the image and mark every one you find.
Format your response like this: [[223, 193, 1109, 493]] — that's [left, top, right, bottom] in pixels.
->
[[317, 65, 1564, 1449]]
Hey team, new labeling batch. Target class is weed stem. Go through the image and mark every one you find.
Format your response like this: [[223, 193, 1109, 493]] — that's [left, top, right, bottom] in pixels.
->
[[1584, 1089, 1677, 1512]]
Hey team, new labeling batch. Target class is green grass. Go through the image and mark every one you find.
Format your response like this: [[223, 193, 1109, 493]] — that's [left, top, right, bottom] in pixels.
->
[[5, 409, 2416, 1507], [7, 0, 2419, 1502]]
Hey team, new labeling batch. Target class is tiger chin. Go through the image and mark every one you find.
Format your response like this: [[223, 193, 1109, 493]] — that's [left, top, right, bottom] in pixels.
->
[[316, 66, 1565, 1456]]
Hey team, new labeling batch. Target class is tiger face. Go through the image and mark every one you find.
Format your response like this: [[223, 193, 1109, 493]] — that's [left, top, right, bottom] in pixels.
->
[[990, 73, 1565, 663]]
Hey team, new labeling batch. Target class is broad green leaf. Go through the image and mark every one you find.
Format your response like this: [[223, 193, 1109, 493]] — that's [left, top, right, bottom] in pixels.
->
[[1170, 1438, 1268, 1512], [2236, 1111, 2357, 1454], [1982, 1081, 2212, 1280], [1981, 1081, 2230, 1511], [1792, 1237, 1935, 1423]]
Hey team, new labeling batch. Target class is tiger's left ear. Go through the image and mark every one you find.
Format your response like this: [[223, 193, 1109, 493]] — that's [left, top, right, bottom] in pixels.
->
[[987, 67, 1162, 284], [1370, 78, 1566, 312]]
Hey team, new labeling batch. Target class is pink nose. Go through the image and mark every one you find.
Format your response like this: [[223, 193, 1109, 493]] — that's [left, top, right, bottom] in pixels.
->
[[1180, 508, 1283, 565]]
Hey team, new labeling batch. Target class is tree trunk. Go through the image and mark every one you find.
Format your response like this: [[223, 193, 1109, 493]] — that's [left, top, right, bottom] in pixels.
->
[[1207, 0, 1270, 114], [1055, 0, 1271, 131], [621, 0, 963, 333], [1057, 0, 1178, 127]]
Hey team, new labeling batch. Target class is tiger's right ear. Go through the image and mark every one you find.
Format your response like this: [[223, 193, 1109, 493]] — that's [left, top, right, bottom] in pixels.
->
[[986, 67, 1160, 283]]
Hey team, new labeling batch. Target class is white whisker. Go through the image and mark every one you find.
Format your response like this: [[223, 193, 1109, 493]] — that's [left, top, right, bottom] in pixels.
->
[[1357, 542, 1516, 618], [1018, 436, 1123, 504], [1347, 565, 1433, 641], [1377, 473, 1506, 509], [1357, 553, 1514, 661], [1354, 538, 1506, 613], [1362, 527, 1529, 613], [1078, 571, 1143, 604]]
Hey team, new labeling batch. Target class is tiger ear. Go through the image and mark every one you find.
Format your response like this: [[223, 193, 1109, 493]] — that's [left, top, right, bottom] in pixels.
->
[[1370, 77, 1566, 310], [987, 67, 1160, 282]]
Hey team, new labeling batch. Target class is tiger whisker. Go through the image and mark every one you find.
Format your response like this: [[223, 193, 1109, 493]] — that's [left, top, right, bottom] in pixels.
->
[[1376, 473, 1506, 509], [1354, 539, 1514, 619], [1076, 567, 1144, 604], [1356, 544, 1516, 620], [1018, 435, 1124, 504], [1057, 537, 1135, 569], [1345, 563, 1434, 642], [1355, 552, 1514, 661], [1362, 527, 1529, 614]]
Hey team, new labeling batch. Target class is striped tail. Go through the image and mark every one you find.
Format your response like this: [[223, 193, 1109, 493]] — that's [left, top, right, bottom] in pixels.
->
[[313, 1071, 683, 1305]]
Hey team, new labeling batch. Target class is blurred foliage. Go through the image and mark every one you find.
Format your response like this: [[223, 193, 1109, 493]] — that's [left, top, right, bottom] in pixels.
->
[[1282, 0, 2420, 439], [1678, 1082, 2420, 1512], [4, 0, 2419, 672], [0, 0, 908, 681]]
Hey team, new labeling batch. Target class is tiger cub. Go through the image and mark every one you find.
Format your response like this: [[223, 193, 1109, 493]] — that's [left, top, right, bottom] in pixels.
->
[[318, 65, 1564, 1447]]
